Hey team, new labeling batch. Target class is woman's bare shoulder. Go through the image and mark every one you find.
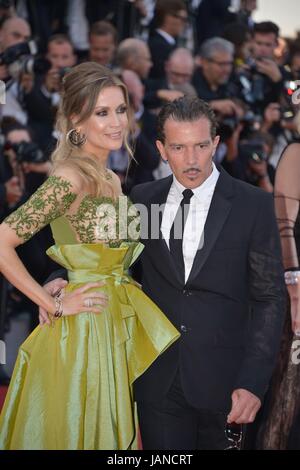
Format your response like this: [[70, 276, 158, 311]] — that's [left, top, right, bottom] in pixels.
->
[[51, 164, 84, 193]]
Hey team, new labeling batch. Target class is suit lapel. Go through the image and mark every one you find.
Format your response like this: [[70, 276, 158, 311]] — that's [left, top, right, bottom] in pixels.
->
[[187, 168, 235, 284]]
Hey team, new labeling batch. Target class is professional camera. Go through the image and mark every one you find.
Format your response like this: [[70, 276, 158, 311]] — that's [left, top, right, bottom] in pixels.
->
[[240, 139, 267, 164], [4, 140, 46, 164], [238, 74, 265, 108], [0, 41, 51, 79], [218, 110, 262, 141], [58, 67, 72, 80], [218, 114, 239, 141], [281, 107, 295, 121], [236, 57, 271, 110]]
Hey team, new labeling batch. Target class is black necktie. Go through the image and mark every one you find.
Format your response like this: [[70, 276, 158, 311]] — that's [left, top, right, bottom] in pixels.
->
[[169, 189, 194, 275]]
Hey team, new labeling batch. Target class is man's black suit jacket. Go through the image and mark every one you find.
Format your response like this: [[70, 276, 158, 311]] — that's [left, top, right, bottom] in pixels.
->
[[148, 31, 176, 80], [130, 168, 285, 412]]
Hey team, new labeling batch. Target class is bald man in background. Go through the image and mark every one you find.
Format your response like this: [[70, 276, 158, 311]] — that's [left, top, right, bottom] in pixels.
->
[[116, 38, 153, 80]]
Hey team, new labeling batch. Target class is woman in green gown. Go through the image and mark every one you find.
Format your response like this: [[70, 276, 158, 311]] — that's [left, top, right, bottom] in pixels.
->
[[0, 62, 179, 450]]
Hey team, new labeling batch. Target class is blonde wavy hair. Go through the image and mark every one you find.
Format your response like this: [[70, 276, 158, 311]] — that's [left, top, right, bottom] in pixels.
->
[[51, 61, 133, 198]]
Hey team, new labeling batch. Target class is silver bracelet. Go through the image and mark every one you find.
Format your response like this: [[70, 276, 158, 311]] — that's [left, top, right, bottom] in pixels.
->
[[284, 271, 300, 285], [54, 293, 63, 318]]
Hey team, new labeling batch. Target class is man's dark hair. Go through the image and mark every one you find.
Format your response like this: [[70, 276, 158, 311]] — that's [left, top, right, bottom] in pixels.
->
[[1, 119, 33, 141], [222, 22, 250, 48], [47, 34, 74, 49], [253, 21, 280, 39], [89, 20, 118, 44], [154, 0, 187, 28], [157, 96, 218, 143]]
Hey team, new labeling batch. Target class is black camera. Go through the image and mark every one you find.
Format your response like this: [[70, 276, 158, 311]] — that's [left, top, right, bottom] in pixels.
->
[[0, 41, 51, 79], [4, 141, 46, 164], [281, 108, 295, 121], [240, 140, 267, 163], [218, 114, 239, 141], [218, 110, 261, 141], [58, 66, 72, 80], [237, 57, 267, 107], [241, 110, 262, 130]]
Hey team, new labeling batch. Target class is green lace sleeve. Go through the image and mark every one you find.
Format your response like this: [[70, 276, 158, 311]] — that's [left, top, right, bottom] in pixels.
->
[[3, 175, 77, 242]]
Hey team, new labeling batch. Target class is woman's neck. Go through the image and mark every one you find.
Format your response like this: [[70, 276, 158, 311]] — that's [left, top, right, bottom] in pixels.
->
[[81, 145, 109, 170]]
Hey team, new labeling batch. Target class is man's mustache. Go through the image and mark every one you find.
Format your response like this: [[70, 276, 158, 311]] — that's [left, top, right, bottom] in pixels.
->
[[183, 168, 201, 173]]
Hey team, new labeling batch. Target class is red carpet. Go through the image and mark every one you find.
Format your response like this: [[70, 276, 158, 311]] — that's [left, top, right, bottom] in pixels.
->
[[0, 386, 8, 412]]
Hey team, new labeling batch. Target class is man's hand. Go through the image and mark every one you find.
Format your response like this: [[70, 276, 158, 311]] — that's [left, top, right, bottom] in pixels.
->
[[227, 388, 261, 424], [4, 176, 22, 205], [22, 161, 52, 175], [39, 278, 68, 326], [248, 158, 268, 177], [20, 72, 34, 94], [211, 99, 242, 117], [255, 58, 282, 83], [157, 89, 184, 102], [225, 122, 244, 161], [44, 68, 61, 93]]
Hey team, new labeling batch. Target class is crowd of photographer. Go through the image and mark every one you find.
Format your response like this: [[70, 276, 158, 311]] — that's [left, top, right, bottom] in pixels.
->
[[0, 0, 299, 387]]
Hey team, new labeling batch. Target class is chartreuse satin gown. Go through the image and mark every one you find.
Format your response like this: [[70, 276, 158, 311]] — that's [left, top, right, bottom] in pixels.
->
[[0, 175, 179, 450]]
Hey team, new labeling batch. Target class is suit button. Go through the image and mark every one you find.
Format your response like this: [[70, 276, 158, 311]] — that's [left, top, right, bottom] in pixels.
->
[[180, 325, 188, 333], [183, 289, 191, 296]]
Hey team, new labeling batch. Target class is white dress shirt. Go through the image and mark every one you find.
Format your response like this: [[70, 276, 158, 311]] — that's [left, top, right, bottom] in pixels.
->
[[161, 163, 220, 283], [156, 29, 176, 46]]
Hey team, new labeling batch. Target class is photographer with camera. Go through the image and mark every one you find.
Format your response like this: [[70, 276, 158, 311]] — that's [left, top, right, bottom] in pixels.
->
[[0, 16, 32, 124], [219, 98, 276, 193], [222, 114, 275, 193], [0, 28, 76, 154], [0, 121, 54, 338], [21, 34, 77, 155], [236, 22, 286, 115], [259, 94, 300, 169], [242, 131, 275, 193], [0, 121, 55, 387], [2, 122, 52, 194], [193, 37, 244, 118], [0, 16, 31, 80]]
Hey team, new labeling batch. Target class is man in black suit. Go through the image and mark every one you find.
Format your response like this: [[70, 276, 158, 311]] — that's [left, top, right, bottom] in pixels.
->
[[129, 96, 285, 449], [148, 0, 187, 80], [195, 0, 232, 46]]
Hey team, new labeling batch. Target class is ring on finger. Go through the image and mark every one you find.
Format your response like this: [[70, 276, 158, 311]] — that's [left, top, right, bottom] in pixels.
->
[[84, 298, 93, 308]]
